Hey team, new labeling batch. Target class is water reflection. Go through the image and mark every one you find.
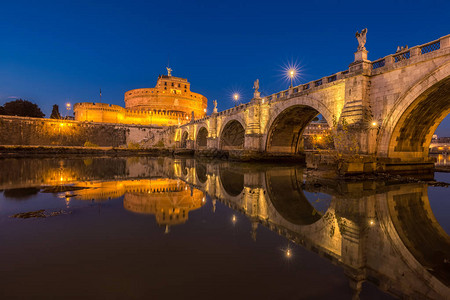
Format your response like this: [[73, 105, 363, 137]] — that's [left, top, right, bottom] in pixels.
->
[[0, 157, 449, 299], [434, 153, 450, 166]]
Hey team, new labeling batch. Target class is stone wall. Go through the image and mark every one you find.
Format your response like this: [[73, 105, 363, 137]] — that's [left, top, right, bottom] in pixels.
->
[[0, 115, 174, 148]]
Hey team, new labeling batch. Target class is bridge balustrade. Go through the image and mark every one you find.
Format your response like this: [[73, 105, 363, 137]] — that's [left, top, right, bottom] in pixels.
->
[[327, 75, 337, 83], [421, 40, 440, 54], [393, 51, 411, 63], [372, 59, 386, 69]]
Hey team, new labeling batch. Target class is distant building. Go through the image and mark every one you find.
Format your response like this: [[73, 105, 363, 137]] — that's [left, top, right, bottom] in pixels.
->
[[74, 70, 207, 126], [303, 119, 330, 136]]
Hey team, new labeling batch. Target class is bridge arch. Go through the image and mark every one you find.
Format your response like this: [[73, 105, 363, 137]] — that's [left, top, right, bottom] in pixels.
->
[[219, 119, 245, 150], [219, 167, 245, 198], [378, 61, 450, 159], [195, 162, 207, 184], [264, 100, 333, 153], [265, 168, 324, 225], [196, 126, 208, 149]]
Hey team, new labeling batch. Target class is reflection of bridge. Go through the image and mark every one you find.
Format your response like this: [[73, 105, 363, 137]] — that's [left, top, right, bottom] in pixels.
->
[[2, 157, 449, 298], [175, 34, 450, 172], [174, 159, 450, 299]]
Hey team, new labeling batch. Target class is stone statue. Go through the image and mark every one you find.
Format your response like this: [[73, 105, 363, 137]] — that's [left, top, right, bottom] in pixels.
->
[[253, 79, 259, 92], [213, 100, 218, 113], [166, 67, 172, 76], [253, 79, 261, 99], [355, 28, 367, 51], [191, 111, 195, 121]]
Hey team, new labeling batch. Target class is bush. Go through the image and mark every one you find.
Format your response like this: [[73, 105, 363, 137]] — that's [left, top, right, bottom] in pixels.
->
[[154, 140, 165, 148], [84, 141, 99, 147], [127, 142, 141, 149]]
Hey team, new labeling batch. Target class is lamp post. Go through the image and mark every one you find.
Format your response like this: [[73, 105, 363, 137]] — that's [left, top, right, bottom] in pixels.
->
[[66, 103, 71, 118], [233, 93, 239, 107], [289, 69, 295, 88]]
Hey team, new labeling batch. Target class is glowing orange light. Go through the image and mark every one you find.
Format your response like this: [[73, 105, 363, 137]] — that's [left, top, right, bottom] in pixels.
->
[[232, 215, 237, 224], [289, 69, 295, 78], [286, 249, 292, 258]]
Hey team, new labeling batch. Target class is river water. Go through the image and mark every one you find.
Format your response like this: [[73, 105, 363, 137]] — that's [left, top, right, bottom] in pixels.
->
[[0, 157, 449, 299]]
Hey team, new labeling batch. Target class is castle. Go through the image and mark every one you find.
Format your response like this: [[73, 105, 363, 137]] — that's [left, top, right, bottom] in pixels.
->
[[74, 69, 207, 126]]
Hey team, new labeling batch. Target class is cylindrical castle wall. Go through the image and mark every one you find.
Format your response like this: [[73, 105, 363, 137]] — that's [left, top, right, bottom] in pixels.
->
[[124, 88, 207, 119]]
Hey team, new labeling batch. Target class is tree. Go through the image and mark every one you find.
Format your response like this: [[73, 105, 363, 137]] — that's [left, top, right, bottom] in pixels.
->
[[2, 99, 45, 118], [50, 104, 62, 119], [0, 105, 5, 115]]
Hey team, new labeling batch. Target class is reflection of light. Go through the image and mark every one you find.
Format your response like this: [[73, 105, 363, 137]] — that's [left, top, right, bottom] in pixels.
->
[[283, 247, 292, 258], [232, 215, 237, 224], [286, 249, 292, 258]]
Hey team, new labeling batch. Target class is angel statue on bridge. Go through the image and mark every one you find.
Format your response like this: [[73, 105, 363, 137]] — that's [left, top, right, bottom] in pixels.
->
[[253, 79, 261, 99], [355, 28, 368, 51], [213, 100, 218, 113], [253, 79, 259, 92]]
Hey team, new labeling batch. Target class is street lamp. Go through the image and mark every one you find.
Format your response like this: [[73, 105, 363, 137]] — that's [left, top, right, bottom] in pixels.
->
[[66, 103, 71, 118], [233, 93, 239, 107], [288, 69, 295, 88]]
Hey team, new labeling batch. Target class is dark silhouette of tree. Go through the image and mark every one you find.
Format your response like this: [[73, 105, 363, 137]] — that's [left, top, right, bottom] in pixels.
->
[[0, 105, 5, 115], [50, 104, 62, 119], [2, 99, 45, 118]]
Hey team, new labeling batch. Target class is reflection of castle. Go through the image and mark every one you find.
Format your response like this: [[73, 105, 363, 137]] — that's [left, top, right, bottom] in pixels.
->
[[72, 179, 204, 227], [74, 69, 207, 126]]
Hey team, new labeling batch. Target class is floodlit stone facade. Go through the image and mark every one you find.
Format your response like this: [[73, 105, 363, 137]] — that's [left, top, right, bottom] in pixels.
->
[[74, 73, 207, 126], [177, 33, 450, 169]]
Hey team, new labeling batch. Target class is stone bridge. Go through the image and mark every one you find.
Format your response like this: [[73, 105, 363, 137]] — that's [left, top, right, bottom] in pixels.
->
[[175, 34, 450, 171], [174, 159, 450, 299]]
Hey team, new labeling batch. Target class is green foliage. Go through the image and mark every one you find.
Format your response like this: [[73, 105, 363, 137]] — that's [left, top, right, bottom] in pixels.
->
[[1, 99, 45, 118], [84, 141, 99, 148], [127, 142, 141, 149], [50, 104, 62, 119], [154, 140, 165, 148]]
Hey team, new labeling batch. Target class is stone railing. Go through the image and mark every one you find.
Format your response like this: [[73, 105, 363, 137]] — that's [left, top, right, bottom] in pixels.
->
[[371, 34, 450, 72], [263, 69, 348, 105]]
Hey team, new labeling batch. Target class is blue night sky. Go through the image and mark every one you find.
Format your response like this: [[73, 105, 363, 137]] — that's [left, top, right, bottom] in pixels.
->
[[1, 0, 449, 135]]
